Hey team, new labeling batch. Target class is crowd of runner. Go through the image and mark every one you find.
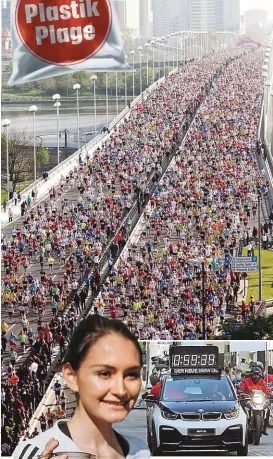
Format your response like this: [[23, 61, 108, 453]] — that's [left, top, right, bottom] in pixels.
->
[[91, 48, 270, 339], [1, 48, 271, 454]]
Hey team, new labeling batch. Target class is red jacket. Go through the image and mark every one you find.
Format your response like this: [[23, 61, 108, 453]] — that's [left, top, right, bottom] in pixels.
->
[[150, 382, 162, 399], [239, 377, 271, 397]]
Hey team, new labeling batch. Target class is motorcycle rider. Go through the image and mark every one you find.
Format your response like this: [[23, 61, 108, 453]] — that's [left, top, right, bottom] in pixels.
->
[[239, 365, 272, 435]]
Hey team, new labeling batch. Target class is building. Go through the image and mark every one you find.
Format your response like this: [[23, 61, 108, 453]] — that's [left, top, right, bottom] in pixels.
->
[[2, 27, 12, 59], [2, 0, 10, 28], [244, 9, 268, 40], [245, 9, 268, 29], [187, 0, 215, 31], [152, 0, 171, 36], [152, 0, 184, 36], [223, 0, 240, 32], [163, 0, 241, 33], [113, 0, 127, 32], [139, 0, 151, 42]]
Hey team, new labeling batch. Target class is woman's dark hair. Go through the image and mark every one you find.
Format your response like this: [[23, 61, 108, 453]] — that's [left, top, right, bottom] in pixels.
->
[[62, 314, 143, 370]]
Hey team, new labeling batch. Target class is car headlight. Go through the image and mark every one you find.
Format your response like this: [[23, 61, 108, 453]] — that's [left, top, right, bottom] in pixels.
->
[[224, 405, 240, 420], [161, 410, 179, 420]]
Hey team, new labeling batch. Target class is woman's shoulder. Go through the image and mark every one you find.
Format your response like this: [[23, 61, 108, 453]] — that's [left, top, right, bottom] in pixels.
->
[[123, 434, 150, 458], [12, 422, 78, 458]]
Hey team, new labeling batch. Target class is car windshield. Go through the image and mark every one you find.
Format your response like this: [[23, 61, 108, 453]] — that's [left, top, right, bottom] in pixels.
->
[[162, 377, 236, 402]]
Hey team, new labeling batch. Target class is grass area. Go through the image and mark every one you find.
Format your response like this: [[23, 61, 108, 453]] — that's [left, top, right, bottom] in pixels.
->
[[27, 89, 42, 95], [1, 180, 32, 204], [242, 248, 273, 302]]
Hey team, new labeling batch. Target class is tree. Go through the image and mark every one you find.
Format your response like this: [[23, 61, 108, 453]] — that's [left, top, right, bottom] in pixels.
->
[[37, 141, 49, 167], [37, 77, 57, 95], [72, 71, 93, 92], [220, 315, 273, 340], [1, 130, 49, 192], [54, 73, 74, 96]]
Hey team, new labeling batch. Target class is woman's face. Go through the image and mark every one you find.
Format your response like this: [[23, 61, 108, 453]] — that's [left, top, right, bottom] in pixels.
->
[[64, 333, 142, 424]]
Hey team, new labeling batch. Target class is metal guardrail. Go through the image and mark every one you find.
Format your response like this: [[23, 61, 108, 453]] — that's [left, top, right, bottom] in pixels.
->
[[257, 100, 273, 216]]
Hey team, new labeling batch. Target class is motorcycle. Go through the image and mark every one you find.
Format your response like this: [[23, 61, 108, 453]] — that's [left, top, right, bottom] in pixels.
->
[[240, 390, 269, 445]]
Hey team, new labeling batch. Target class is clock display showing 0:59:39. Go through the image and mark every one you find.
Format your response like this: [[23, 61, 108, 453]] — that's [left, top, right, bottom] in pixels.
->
[[171, 354, 216, 367]]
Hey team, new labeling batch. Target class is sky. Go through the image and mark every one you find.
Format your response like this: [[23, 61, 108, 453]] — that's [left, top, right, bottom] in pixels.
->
[[126, 0, 273, 29]]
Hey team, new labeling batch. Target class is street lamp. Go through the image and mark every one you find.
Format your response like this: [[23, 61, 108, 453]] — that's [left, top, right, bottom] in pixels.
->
[[105, 73, 109, 127], [182, 31, 186, 65], [29, 105, 38, 181], [144, 43, 149, 86], [170, 33, 175, 70], [150, 40, 155, 82], [138, 46, 143, 94], [115, 72, 119, 115], [73, 84, 81, 151], [2, 119, 11, 199], [161, 37, 166, 76], [90, 74, 98, 135], [264, 79, 271, 135], [200, 31, 204, 58], [175, 32, 179, 69], [130, 50, 136, 99], [195, 31, 199, 59], [257, 191, 262, 301], [166, 35, 170, 71], [179, 32, 183, 64], [155, 38, 162, 78], [52, 93, 61, 165], [124, 55, 128, 108]]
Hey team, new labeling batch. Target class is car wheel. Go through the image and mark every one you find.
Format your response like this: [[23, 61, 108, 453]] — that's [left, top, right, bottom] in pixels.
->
[[248, 429, 254, 444], [237, 432, 248, 456], [151, 425, 163, 456], [147, 427, 152, 451]]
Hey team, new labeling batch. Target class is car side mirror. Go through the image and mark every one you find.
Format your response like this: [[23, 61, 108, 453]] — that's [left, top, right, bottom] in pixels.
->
[[144, 394, 158, 403]]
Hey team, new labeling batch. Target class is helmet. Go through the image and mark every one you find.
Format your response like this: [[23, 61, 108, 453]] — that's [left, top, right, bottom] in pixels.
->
[[250, 361, 264, 374], [251, 367, 263, 378], [255, 361, 264, 372], [150, 374, 160, 386]]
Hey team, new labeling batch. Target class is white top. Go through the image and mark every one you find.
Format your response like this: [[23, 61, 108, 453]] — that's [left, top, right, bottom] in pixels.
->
[[13, 420, 150, 459]]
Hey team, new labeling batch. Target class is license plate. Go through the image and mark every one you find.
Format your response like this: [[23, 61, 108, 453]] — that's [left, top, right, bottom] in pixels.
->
[[188, 428, 215, 436]]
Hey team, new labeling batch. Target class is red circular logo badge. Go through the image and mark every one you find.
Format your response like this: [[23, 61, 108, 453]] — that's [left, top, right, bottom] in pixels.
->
[[16, 0, 112, 65]]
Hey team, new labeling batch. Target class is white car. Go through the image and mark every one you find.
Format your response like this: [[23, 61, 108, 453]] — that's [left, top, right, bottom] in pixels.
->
[[146, 375, 248, 456]]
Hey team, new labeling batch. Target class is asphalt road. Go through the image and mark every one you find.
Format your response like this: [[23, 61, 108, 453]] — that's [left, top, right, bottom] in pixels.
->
[[1, 169, 127, 376], [1, 183, 84, 376]]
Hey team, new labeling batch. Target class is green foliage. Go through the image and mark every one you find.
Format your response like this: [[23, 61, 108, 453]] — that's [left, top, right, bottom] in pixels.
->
[[37, 141, 49, 165], [1, 130, 35, 191], [2, 65, 166, 98], [220, 315, 273, 340]]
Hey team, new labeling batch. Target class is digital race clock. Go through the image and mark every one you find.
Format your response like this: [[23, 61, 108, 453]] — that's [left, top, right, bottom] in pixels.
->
[[169, 346, 220, 376]]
